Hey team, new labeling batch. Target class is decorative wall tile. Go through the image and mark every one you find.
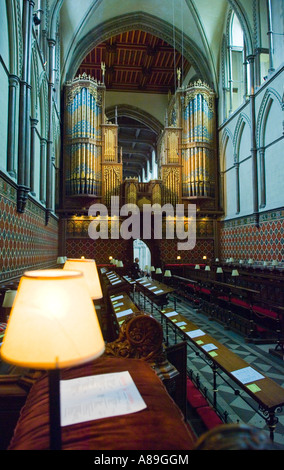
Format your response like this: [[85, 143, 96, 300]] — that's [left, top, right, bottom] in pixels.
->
[[0, 178, 59, 282], [219, 209, 284, 261]]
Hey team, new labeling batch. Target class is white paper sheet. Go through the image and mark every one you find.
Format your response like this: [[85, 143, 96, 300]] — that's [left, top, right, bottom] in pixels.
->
[[230, 366, 265, 384], [116, 308, 133, 318], [60, 371, 147, 427], [202, 343, 218, 352], [165, 311, 178, 317], [186, 329, 206, 338], [110, 295, 124, 301]]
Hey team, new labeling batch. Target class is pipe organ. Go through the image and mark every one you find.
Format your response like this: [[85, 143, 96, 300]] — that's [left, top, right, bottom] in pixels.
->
[[158, 80, 216, 206], [182, 81, 215, 199], [63, 73, 122, 207]]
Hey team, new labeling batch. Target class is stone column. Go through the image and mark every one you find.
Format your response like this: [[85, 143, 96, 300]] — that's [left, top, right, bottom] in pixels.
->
[[247, 55, 259, 225], [40, 138, 47, 204], [259, 147, 266, 208], [267, 0, 275, 73], [17, 0, 34, 212], [30, 118, 38, 195], [7, 75, 19, 178], [45, 38, 56, 224], [234, 161, 240, 214]]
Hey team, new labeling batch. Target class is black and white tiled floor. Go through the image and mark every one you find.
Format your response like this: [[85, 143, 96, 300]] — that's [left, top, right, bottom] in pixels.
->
[[134, 291, 284, 448]]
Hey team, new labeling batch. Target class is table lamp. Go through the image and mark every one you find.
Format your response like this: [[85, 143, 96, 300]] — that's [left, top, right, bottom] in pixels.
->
[[57, 257, 66, 265], [164, 270, 172, 277], [150, 266, 155, 272], [0, 269, 105, 450], [205, 266, 211, 271], [117, 261, 123, 267], [155, 268, 162, 274], [195, 264, 200, 270], [2, 290, 17, 321], [232, 269, 239, 276], [216, 267, 223, 274], [2, 290, 17, 308], [63, 258, 102, 300]]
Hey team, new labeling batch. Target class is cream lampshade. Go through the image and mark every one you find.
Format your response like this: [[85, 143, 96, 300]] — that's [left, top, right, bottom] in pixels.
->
[[0, 269, 105, 450], [150, 266, 155, 272], [1, 269, 105, 369], [232, 269, 239, 276], [205, 266, 211, 271], [57, 256, 65, 265], [195, 264, 200, 270], [164, 270, 172, 277], [63, 258, 102, 300], [155, 268, 162, 274], [117, 260, 123, 267], [216, 267, 223, 274]]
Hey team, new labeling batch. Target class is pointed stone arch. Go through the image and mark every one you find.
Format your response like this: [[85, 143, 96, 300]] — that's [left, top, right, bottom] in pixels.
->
[[64, 12, 212, 87]]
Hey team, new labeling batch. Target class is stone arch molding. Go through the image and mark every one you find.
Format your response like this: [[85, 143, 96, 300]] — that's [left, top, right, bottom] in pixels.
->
[[64, 12, 212, 87], [256, 88, 283, 148], [220, 128, 233, 173], [105, 104, 163, 136], [233, 113, 251, 163]]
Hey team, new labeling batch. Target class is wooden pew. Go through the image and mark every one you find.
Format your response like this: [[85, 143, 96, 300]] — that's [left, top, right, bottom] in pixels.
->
[[160, 305, 284, 441], [173, 273, 283, 345], [106, 291, 187, 414]]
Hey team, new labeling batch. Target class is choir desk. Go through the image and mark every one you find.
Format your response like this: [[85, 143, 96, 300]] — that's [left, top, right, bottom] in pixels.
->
[[7, 356, 196, 450]]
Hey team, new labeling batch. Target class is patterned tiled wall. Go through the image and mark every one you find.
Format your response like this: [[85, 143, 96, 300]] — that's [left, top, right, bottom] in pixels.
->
[[0, 177, 59, 282], [66, 238, 133, 266], [219, 209, 284, 262], [158, 238, 214, 264]]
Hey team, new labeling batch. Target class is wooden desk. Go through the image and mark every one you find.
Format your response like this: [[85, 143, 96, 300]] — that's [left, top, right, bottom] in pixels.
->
[[160, 306, 284, 440], [136, 277, 175, 311], [109, 291, 140, 337]]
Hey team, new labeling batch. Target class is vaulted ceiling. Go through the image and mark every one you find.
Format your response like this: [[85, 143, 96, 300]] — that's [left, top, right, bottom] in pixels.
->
[[77, 30, 190, 94]]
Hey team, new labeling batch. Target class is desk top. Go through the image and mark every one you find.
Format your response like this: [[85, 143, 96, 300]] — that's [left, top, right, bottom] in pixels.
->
[[136, 277, 175, 296], [109, 291, 140, 325], [161, 307, 284, 411], [8, 356, 196, 450]]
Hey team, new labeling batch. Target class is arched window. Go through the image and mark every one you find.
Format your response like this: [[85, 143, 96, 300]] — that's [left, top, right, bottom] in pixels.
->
[[227, 12, 248, 114]]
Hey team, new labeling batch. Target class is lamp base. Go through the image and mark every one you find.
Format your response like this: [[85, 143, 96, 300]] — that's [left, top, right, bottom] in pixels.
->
[[49, 369, 62, 450]]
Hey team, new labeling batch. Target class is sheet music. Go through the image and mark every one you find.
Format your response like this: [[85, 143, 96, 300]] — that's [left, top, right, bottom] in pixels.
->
[[60, 371, 147, 427]]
